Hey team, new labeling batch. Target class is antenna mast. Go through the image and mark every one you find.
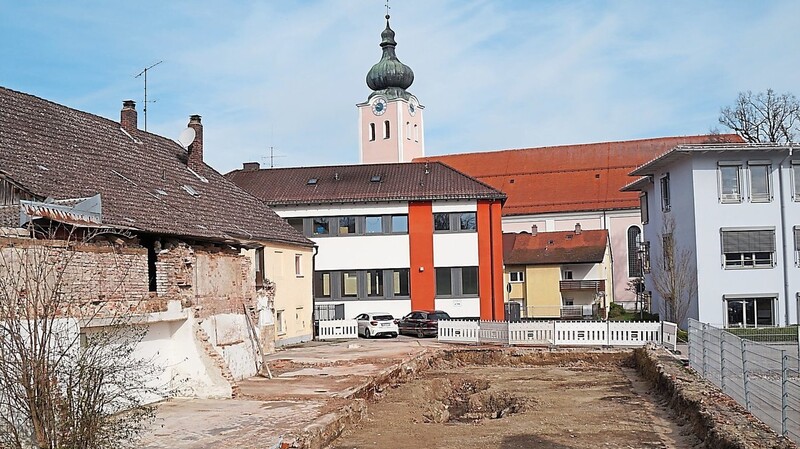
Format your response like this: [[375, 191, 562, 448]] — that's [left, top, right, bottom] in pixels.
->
[[263, 146, 286, 168], [135, 60, 163, 131]]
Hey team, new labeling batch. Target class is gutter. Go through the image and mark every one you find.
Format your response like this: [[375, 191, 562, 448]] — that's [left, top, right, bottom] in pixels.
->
[[778, 145, 793, 325]]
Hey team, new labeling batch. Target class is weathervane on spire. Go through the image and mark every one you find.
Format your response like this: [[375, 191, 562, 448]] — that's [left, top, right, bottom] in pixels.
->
[[385, 0, 390, 18]]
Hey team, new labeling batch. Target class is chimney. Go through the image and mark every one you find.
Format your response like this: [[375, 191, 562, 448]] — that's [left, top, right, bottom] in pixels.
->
[[574, 223, 582, 234], [242, 162, 260, 171], [120, 100, 137, 133], [531, 224, 538, 236], [187, 115, 203, 166]]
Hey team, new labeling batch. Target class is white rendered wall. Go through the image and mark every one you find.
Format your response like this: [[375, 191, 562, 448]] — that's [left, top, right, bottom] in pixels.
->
[[275, 203, 408, 218], [315, 234, 409, 270], [433, 233, 479, 267], [436, 297, 480, 318], [336, 299, 411, 321], [690, 152, 797, 326], [642, 150, 800, 327]]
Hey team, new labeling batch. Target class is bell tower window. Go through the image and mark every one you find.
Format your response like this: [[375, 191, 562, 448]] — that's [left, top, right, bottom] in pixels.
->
[[383, 121, 390, 139], [369, 123, 376, 141]]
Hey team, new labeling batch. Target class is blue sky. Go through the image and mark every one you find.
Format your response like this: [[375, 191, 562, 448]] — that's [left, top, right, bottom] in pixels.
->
[[1, 1, 798, 173]]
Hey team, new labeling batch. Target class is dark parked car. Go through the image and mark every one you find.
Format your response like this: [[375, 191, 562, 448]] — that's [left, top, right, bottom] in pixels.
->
[[398, 310, 451, 338]]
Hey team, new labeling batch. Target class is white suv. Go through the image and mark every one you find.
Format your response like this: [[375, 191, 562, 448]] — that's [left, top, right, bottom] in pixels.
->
[[355, 313, 399, 338]]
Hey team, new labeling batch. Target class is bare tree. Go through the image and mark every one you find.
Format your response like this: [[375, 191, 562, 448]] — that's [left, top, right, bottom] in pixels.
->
[[651, 216, 696, 326], [719, 89, 800, 143], [0, 225, 161, 449]]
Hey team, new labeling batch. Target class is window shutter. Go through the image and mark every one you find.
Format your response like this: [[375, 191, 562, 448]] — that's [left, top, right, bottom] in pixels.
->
[[795, 227, 800, 252], [721, 229, 776, 253]]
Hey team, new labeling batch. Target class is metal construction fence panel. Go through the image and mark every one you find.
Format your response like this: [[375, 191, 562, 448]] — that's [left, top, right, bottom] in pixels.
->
[[479, 321, 510, 345], [316, 319, 358, 340], [437, 320, 480, 344], [688, 319, 800, 443]]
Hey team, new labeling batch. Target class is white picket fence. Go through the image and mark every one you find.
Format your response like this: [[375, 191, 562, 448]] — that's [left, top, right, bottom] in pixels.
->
[[439, 320, 674, 347], [317, 319, 358, 340]]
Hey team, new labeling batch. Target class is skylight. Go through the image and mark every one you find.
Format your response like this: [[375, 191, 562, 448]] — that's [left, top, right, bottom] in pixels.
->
[[187, 167, 209, 183], [181, 185, 200, 197], [370, 175, 382, 182], [307, 178, 318, 185]]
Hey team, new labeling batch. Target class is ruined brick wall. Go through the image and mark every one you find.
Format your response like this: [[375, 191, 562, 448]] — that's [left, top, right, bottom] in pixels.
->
[[0, 236, 155, 317], [154, 240, 257, 319]]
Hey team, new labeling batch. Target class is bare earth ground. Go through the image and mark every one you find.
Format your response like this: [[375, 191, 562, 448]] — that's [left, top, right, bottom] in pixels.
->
[[329, 362, 701, 449]]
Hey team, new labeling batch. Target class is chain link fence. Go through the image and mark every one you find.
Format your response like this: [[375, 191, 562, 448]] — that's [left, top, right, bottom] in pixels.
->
[[688, 319, 800, 443]]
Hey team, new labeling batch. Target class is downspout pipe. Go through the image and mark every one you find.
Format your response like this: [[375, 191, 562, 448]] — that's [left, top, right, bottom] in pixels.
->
[[311, 244, 319, 338], [778, 145, 793, 325]]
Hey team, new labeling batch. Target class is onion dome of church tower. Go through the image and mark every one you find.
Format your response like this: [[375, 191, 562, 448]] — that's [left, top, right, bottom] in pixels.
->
[[366, 15, 415, 100]]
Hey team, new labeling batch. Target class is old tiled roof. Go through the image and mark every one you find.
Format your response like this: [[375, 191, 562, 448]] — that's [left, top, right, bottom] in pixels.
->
[[417, 135, 744, 216], [503, 229, 609, 265], [0, 86, 312, 247], [225, 162, 506, 205]]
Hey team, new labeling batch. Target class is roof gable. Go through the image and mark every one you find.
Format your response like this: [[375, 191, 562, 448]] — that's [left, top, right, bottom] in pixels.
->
[[0, 86, 311, 246], [504, 229, 609, 265]]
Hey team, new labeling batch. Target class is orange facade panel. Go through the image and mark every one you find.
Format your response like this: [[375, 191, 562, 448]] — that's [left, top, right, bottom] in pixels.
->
[[478, 200, 505, 320], [408, 201, 435, 311]]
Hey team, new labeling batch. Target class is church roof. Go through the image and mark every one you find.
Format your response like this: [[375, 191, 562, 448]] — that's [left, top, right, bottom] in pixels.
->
[[365, 15, 415, 101], [416, 134, 744, 216]]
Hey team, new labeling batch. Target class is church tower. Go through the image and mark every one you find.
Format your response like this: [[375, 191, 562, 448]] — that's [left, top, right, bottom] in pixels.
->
[[358, 14, 424, 164]]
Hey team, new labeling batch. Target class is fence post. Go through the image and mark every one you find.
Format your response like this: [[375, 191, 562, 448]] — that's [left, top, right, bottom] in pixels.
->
[[741, 338, 750, 412], [782, 350, 788, 437], [702, 323, 708, 378], [720, 334, 727, 393]]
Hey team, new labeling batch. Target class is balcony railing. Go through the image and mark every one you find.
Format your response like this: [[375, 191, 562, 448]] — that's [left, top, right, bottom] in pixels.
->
[[559, 279, 605, 291], [523, 305, 598, 320]]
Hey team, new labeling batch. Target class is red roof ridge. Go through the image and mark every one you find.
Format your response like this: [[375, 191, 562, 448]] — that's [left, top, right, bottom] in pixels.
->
[[417, 134, 743, 160]]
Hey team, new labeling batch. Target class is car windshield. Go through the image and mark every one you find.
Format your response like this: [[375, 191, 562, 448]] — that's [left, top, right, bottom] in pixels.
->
[[429, 312, 451, 320], [373, 315, 394, 321]]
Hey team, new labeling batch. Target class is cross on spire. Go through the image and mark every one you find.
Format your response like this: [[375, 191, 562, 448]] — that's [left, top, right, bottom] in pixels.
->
[[385, 0, 390, 18]]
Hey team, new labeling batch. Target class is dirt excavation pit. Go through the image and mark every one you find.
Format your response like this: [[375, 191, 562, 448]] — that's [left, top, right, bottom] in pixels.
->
[[419, 375, 529, 424], [329, 349, 700, 449]]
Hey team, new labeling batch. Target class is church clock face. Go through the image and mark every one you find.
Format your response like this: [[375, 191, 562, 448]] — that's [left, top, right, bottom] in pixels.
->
[[408, 100, 417, 116], [371, 97, 387, 116]]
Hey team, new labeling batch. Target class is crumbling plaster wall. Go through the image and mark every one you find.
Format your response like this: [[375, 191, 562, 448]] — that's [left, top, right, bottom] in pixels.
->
[[1, 235, 271, 398], [154, 240, 263, 381]]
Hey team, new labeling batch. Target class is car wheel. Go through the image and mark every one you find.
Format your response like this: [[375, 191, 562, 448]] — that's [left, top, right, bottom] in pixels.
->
[[417, 329, 424, 338], [391, 332, 398, 338], [364, 328, 371, 339]]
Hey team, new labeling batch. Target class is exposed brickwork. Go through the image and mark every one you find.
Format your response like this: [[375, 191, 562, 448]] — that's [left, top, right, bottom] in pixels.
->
[[195, 324, 240, 398], [1, 233, 275, 397], [0, 236, 153, 318]]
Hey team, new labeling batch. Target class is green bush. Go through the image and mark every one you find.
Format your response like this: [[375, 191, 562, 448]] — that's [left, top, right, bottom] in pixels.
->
[[607, 303, 626, 318]]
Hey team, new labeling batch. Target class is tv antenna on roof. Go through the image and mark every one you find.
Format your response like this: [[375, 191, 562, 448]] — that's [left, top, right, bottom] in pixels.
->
[[261, 146, 286, 168], [134, 60, 163, 131]]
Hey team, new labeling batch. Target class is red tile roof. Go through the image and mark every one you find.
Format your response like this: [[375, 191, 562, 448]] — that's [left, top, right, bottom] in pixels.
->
[[503, 229, 609, 265], [225, 162, 506, 205], [0, 86, 312, 247], [417, 135, 743, 215]]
